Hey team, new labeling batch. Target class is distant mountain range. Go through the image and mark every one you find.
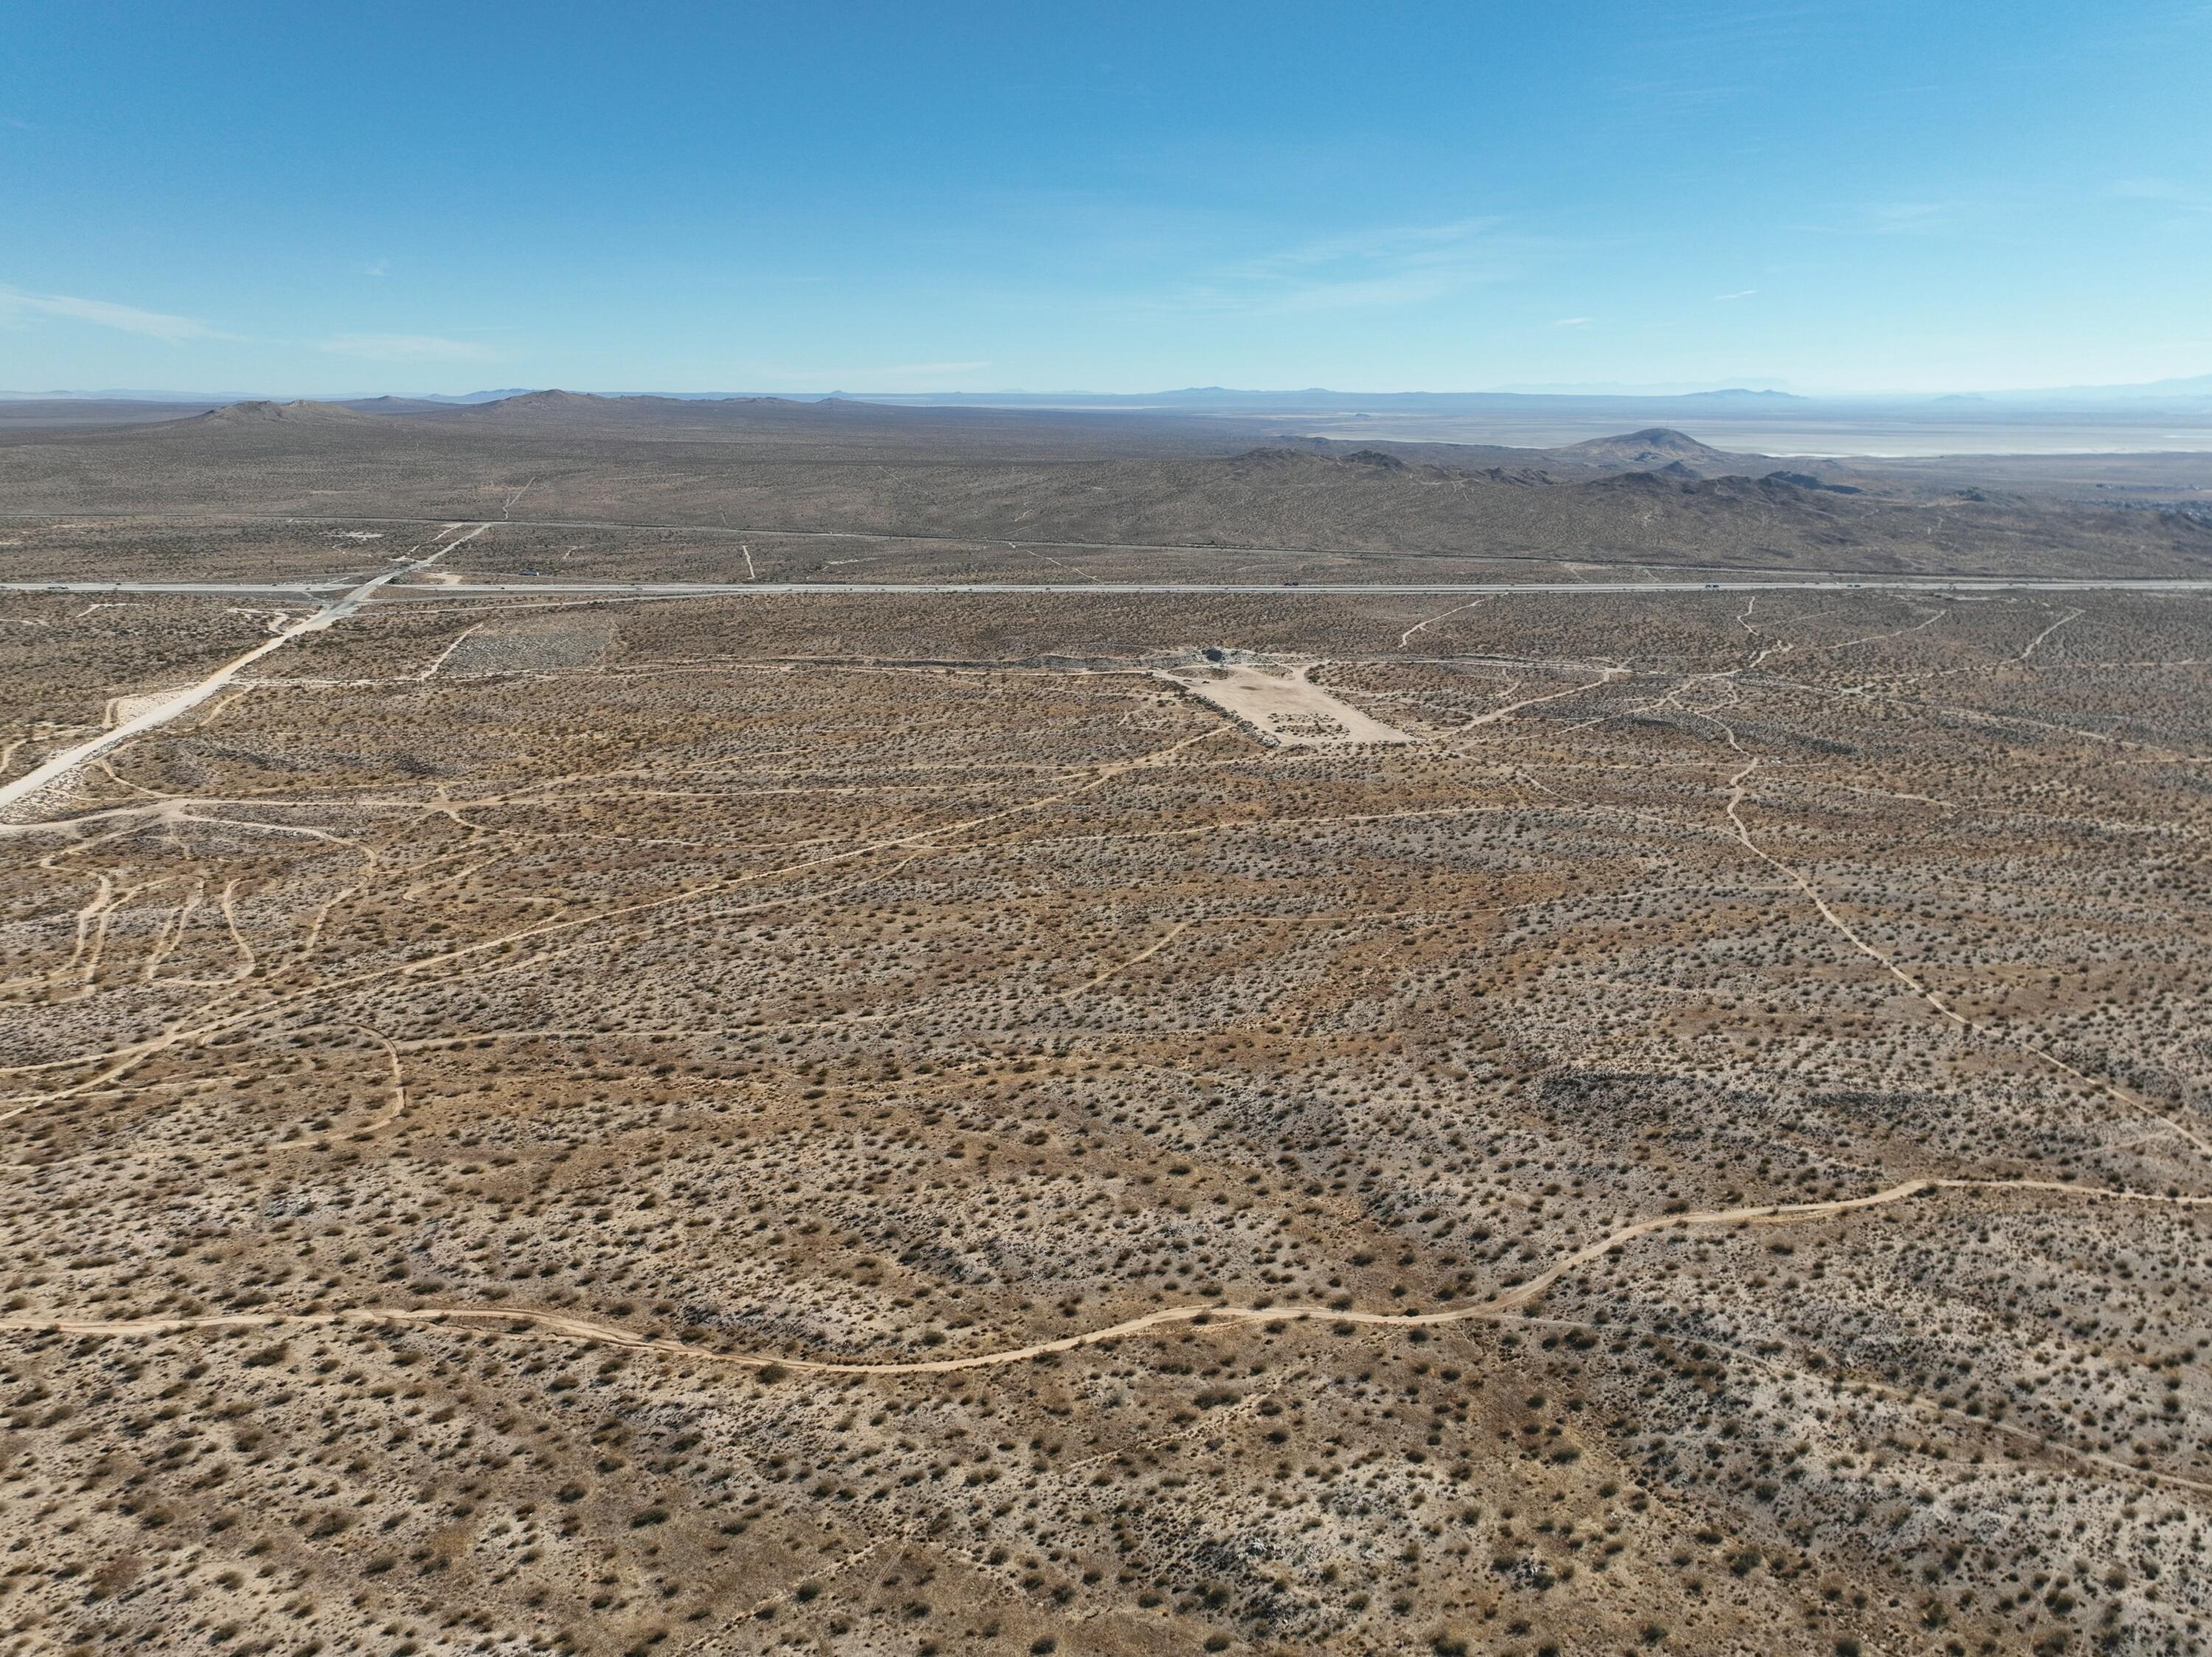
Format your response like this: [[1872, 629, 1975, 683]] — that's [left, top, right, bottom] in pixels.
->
[[826, 386, 1820, 413], [0, 387, 530, 405], [824, 380, 2212, 412], [2008, 372, 2212, 401], [2, 376, 2208, 411]]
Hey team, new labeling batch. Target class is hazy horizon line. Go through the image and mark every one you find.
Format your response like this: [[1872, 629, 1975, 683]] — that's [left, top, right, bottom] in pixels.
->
[[6, 374, 2212, 407]]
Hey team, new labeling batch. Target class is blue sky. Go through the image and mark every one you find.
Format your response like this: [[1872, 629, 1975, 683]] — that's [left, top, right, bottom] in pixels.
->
[[3, 1, 2208, 395]]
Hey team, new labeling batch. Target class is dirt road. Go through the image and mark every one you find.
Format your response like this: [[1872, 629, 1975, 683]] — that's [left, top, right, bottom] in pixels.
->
[[0, 525, 487, 823], [11, 1174, 2191, 1375]]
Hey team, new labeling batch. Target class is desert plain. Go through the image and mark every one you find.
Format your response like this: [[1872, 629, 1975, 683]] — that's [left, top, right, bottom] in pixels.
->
[[1, 397, 2211, 1656]]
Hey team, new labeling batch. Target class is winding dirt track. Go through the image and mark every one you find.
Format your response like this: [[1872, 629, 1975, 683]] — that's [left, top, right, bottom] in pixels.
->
[[0, 726, 1226, 1128], [1720, 746, 2212, 1163], [8, 1175, 2202, 1375]]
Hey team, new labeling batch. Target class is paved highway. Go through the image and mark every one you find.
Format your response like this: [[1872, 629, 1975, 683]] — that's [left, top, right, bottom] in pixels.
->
[[0, 526, 488, 819], [7, 575, 2212, 600]]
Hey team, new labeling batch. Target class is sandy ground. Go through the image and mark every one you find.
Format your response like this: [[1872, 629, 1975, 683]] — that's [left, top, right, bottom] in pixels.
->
[[102, 689, 184, 727], [1156, 659, 1414, 746]]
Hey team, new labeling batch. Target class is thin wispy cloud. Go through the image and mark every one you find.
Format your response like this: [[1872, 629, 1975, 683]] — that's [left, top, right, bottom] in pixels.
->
[[1551, 316, 1592, 328], [1651, 1, 1839, 52], [0, 285, 226, 343], [1798, 200, 1958, 238], [1597, 74, 1737, 112], [319, 332, 495, 362], [363, 259, 391, 278], [1597, 4, 1840, 113], [1863, 201, 1950, 235], [1174, 218, 1537, 316], [2110, 176, 2211, 212], [1715, 288, 1757, 300]]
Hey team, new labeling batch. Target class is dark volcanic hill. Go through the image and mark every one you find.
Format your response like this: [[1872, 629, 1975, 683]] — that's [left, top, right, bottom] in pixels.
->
[[1562, 427, 1736, 468], [194, 399, 369, 425]]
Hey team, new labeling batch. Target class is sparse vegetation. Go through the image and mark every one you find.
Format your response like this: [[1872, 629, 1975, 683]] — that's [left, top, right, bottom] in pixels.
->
[[0, 413, 2208, 1654]]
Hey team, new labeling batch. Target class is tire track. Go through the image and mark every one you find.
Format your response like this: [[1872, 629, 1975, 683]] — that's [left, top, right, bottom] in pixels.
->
[[10, 1175, 2200, 1372]]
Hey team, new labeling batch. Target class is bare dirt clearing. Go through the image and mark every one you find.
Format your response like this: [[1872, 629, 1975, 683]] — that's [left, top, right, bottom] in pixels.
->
[[1156, 657, 1417, 746]]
